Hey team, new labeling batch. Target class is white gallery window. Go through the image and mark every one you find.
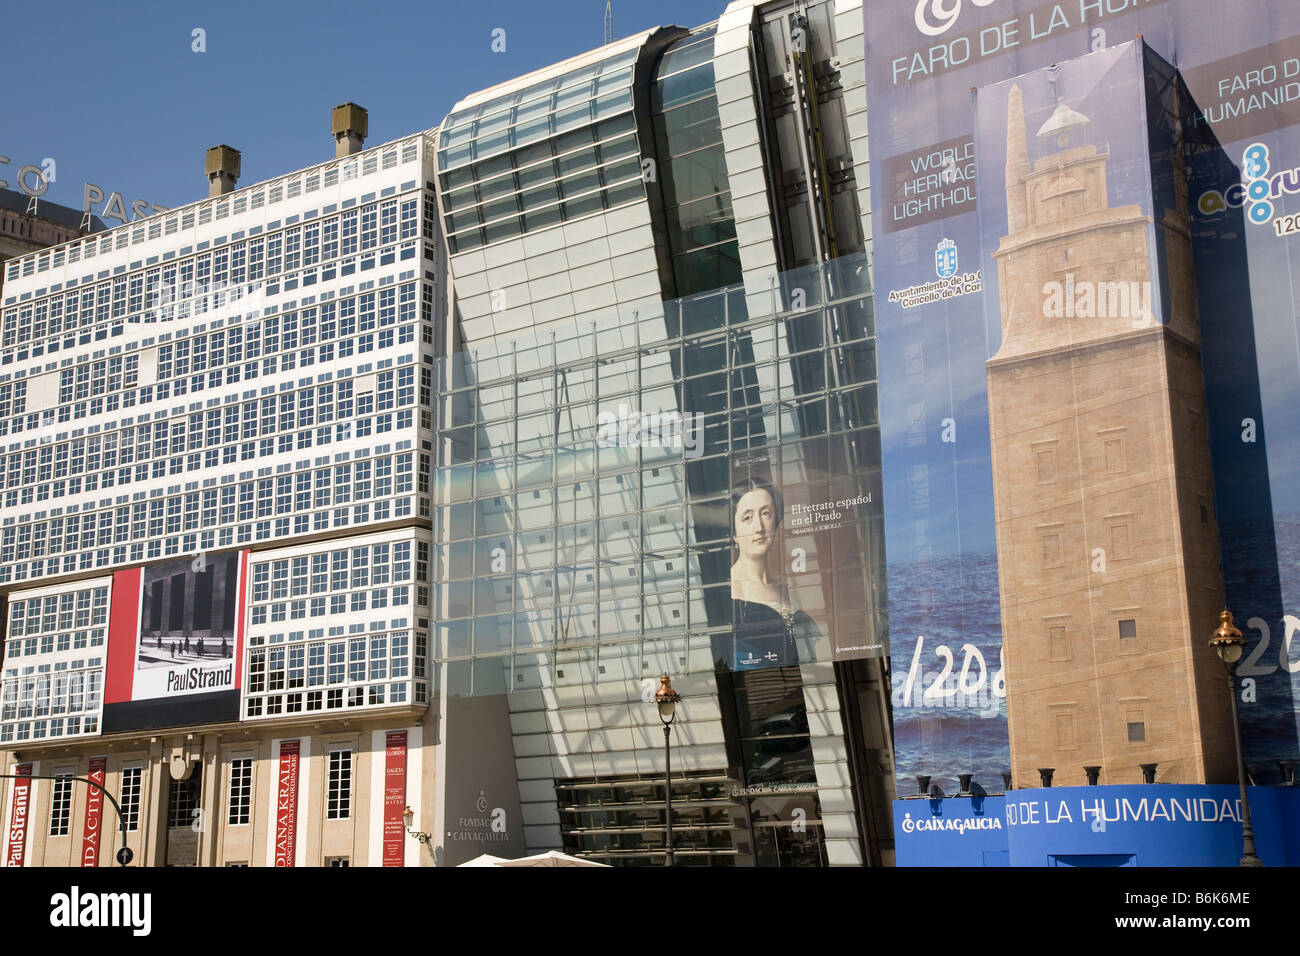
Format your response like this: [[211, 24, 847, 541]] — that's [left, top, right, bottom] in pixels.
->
[[327, 749, 352, 820], [228, 758, 253, 825], [49, 775, 73, 836]]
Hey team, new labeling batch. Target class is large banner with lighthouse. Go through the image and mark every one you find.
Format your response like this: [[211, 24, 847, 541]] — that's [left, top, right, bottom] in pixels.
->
[[865, 0, 1300, 791]]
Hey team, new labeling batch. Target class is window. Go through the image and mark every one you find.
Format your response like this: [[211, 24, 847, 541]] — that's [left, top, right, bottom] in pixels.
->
[[327, 748, 352, 820], [1102, 435, 1126, 473], [228, 757, 253, 825], [1048, 625, 1069, 660], [1109, 523, 1132, 560], [1054, 713, 1076, 750], [1127, 720, 1146, 743], [1035, 448, 1056, 483], [168, 773, 201, 829], [1119, 618, 1137, 640], [49, 775, 73, 836], [326, 856, 350, 867], [1040, 532, 1063, 569]]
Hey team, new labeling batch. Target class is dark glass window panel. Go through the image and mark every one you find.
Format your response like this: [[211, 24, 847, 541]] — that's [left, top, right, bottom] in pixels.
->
[[660, 147, 732, 207], [477, 173, 519, 201], [511, 116, 552, 147], [601, 157, 643, 187], [554, 127, 594, 153], [483, 218, 522, 244], [553, 103, 592, 133], [655, 29, 717, 79], [563, 193, 604, 220], [597, 134, 639, 164], [524, 206, 563, 233], [445, 208, 482, 233], [592, 89, 632, 119], [681, 370, 727, 409], [441, 185, 478, 213], [475, 154, 513, 181], [677, 288, 735, 334], [475, 130, 512, 160], [671, 240, 742, 296], [440, 167, 475, 191], [560, 171, 601, 199], [653, 98, 725, 155], [513, 140, 553, 168], [595, 114, 636, 140], [450, 229, 484, 254], [667, 194, 738, 254], [517, 161, 558, 190], [520, 181, 560, 211], [653, 65, 717, 112], [439, 143, 473, 169], [603, 181, 646, 209], [481, 194, 521, 223], [594, 65, 633, 94], [557, 147, 599, 175], [752, 824, 829, 868]]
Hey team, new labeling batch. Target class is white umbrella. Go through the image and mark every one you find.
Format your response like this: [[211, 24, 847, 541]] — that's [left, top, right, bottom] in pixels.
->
[[495, 850, 609, 867], [457, 850, 609, 867]]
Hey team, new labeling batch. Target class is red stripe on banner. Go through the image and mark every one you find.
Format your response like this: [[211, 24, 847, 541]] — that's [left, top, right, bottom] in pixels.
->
[[6, 762, 32, 868], [382, 732, 407, 867], [105, 567, 143, 704], [274, 740, 300, 867], [234, 550, 249, 690], [81, 757, 107, 868]]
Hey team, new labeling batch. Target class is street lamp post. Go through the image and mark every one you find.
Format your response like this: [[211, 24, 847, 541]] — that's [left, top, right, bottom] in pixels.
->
[[1209, 610, 1264, 867], [654, 674, 681, 867], [402, 805, 432, 845]]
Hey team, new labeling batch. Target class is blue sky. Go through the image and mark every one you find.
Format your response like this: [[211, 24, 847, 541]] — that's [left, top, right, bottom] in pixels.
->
[[2, 0, 716, 219]]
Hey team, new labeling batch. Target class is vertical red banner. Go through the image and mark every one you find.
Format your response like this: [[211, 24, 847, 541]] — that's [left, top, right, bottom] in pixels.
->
[[382, 731, 407, 867], [81, 757, 107, 867], [274, 740, 300, 867], [104, 567, 142, 705], [5, 762, 33, 867]]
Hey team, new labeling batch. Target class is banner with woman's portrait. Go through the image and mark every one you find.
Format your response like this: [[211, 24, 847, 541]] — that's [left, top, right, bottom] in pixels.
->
[[711, 433, 884, 673]]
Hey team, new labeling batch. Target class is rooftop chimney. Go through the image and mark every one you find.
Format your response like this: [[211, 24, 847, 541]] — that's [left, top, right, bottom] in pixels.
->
[[332, 103, 368, 158], [205, 145, 241, 198]]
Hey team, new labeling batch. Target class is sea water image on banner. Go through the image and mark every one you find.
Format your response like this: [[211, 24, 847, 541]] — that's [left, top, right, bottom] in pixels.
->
[[102, 550, 248, 732]]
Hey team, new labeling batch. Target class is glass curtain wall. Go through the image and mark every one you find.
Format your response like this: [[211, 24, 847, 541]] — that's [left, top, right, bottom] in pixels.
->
[[431, 250, 879, 694]]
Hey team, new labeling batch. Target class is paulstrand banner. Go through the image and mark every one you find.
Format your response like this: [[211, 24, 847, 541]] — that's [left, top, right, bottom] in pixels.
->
[[102, 549, 248, 732], [865, 0, 1300, 790]]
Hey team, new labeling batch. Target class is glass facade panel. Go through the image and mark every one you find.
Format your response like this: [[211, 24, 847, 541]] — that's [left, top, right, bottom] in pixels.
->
[[430, 251, 883, 696]]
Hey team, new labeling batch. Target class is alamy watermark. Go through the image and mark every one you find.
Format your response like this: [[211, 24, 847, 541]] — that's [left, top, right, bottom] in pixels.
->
[[150, 278, 267, 329], [595, 405, 705, 459], [1042, 273, 1154, 326]]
